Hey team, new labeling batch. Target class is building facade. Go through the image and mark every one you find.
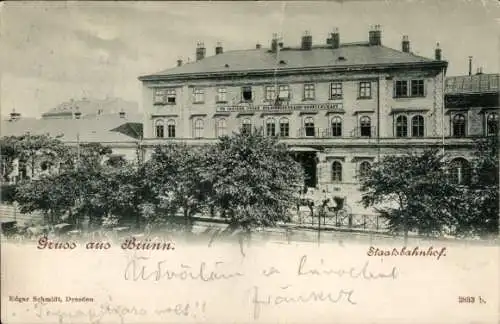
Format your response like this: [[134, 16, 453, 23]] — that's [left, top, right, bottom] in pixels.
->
[[138, 28, 494, 214]]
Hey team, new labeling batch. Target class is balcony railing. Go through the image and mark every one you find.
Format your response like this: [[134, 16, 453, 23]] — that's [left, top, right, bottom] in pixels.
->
[[296, 127, 377, 138]]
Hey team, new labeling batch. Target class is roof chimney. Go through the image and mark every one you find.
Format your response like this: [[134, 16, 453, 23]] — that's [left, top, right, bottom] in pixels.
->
[[215, 42, 223, 55], [476, 67, 483, 75], [468, 56, 473, 76], [119, 109, 126, 118], [74, 107, 81, 120], [196, 42, 206, 61], [271, 33, 279, 52], [330, 28, 340, 49], [177, 58, 183, 67], [256, 43, 261, 49], [434, 42, 442, 61], [368, 25, 382, 46], [9, 109, 20, 122], [402, 35, 410, 53], [301, 31, 312, 50]]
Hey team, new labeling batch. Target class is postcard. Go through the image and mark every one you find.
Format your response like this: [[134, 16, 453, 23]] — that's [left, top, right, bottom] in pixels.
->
[[1, 1, 499, 323]]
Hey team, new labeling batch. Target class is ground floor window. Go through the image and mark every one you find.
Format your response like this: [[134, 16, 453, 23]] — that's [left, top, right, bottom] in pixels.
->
[[331, 161, 342, 182], [449, 158, 470, 185], [167, 119, 176, 138]]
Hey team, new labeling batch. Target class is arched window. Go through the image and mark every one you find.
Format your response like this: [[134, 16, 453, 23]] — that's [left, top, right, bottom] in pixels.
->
[[304, 117, 315, 137], [279, 117, 289, 137], [241, 118, 252, 135], [167, 119, 176, 138], [331, 116, 342, 137], [450, 158, 471, 185], [411, 115, 425, 137], [216, 118, 227, 137], [360, 116, 371, 137], [194, 118, 204, 138], [155, 119, 164, 138], [452, 114, 466, 137], [396, 115, 407, 137], [487, 113, 498, 136], [266, 118, 276, 136], [359, 161, 371, 178], [331, 161, 342, 182]]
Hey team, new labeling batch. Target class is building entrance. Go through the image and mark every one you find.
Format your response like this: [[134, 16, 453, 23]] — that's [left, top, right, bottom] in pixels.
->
[[290, 151, 317, 188]]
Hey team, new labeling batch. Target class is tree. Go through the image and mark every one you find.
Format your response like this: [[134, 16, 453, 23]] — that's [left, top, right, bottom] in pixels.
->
[[142, 144, 210, 228], [203, 131, 304, 231], [360, 148, 458, 242], [0, 136, 21, 182]]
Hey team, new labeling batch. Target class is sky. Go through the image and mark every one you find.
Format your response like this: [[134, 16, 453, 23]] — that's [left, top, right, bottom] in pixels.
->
[[1, 0, 499, 118]]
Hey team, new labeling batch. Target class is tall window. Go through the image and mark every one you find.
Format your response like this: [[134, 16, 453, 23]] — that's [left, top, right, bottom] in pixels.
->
[[279, 117, 289, 137], [396, 115, 408, 137], [155, 119, 164, 138], [330, 82, 343, 99], [394, 80, 408, 97], [450, 158, 471, 185], [266, 118, 276, 136], [241, 118, 252, 135], [216, 87, 227, 103], [359, 82, 371, 98], [453, 114, 466, 137], [411, 115, 425, 137], [193, 88, 204, 103], [411, 80, 425, 97], [278, 85, 290, 100], [216, 118, 227, 137], [167, 119, 176, 138], [265, 85, 276, 101], [242, 86, 253, 102], [487, 113, 498, 136], [359, 161, 371, 178], [331, 161, 342, 182], [304, 117, 315, 137], [194, 119, 204, 138], [304, 84, 315, 100], [360, 116, 372, 137], [331, 116, 342, 137]]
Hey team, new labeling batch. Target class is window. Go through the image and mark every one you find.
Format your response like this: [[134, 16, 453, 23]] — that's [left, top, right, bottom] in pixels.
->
[[242, 86, 253, 102], [278, 85, 290, 101], [331, 116, 342, 137], [304, 117, 315, 137], [265, 85, 276, 101], [266, 118, 276, 136], [154, 88, 176, 105], [155, 119, 164, 138], [359, 161, 371, 178], [450, 158, 471, 185], [194, 119, 204, 138], [330, 82, 342, 99], [304, 84, 315, 100], [167, 119, 176, 138], [487, 113, 498, 136], [452, 114, 466, 137], [193, 88, 204, 103], [331, 161, 342, 182], [396, 115, 408, 137], [411, 80, 425, 97], [279, 117, 289, 137], [216, 118, 227, 137], [394, 80, 408, 97], [241, 118, 252, 135], [216, 87, 227, 103], [359, 82, 371, 98], [412, 115, 425, 137], [360, 116, 372, 137]]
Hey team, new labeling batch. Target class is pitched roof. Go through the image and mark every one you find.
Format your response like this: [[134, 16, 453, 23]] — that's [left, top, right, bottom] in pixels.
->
[[140, 44, 442, 80], [445, 73, 499, 94], [42, 97, 139, 118], [1, 114, 143, 143]]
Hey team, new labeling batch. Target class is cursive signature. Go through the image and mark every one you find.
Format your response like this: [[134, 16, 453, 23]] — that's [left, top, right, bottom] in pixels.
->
[[123, 255, 244, 282]]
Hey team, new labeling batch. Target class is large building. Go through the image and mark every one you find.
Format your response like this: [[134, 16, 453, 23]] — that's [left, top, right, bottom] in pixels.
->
[[138, 27, 494, 214]]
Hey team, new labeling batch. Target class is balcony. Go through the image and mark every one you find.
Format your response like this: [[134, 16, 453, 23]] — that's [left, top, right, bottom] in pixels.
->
[[296, 126, 377, 138]]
